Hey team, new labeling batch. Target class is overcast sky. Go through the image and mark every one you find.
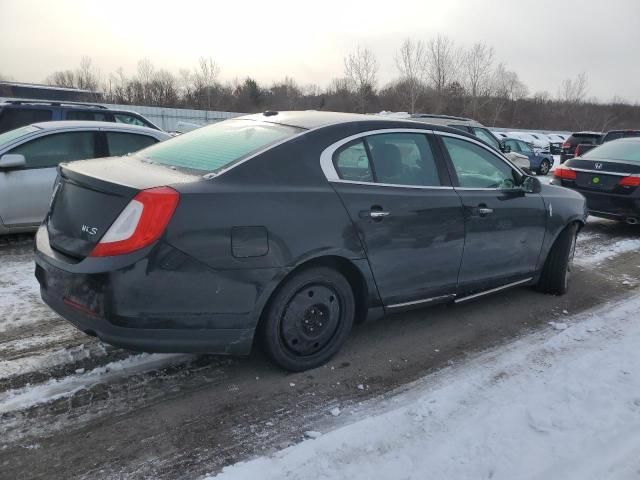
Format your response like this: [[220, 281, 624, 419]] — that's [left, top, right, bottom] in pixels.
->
[[2, 0, 639, 102]]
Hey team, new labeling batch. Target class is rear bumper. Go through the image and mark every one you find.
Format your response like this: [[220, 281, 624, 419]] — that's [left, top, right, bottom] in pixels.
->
[[35, 226, 285, 355], [550, 181, 640, 219]]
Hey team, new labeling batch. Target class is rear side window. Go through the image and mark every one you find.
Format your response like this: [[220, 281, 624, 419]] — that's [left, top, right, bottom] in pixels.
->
[[8, 131, 96, 168], [571, 135, 600, 145], [106, 132, 158, 156], [366, 133, 441, 186], [334, 140, 373, 182], [0, 108, 53, 133], [114, 113, 151, 128], [138, 119, 302, 172], [67, 110, 109, 121]]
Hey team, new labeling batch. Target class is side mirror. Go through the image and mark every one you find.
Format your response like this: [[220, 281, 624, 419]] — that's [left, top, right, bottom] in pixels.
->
[[521, 175, 542, 194], [501, 142, 511, 153], [0, 153, 26, 170]]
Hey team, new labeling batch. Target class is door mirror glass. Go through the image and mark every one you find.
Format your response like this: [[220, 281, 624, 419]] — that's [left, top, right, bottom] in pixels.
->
[[501, 142, 511, 153], [0, 153, 26, 169]]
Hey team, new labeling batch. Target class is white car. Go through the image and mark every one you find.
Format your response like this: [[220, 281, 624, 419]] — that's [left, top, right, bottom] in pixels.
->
[[507, 132, 550, 151], [0, 121, 170, 234]]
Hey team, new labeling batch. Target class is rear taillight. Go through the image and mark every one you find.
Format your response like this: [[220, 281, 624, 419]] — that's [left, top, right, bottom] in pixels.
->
[[90, 186, 179, 257], [619, 175, 640, 187], [554, 166, 577, 180]]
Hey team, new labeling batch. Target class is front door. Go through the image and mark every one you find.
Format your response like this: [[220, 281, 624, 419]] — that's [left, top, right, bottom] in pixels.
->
[[0, 130, 98, 226], [327, 131, 465, 307], [438, 134, 547, 294]]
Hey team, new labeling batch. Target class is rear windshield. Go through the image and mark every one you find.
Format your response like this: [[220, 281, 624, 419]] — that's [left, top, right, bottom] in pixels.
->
[[0, 125, 40, 146], [137, 119, 303, 172], [571, 134, 600, 145], [582, 140, 640, 162]]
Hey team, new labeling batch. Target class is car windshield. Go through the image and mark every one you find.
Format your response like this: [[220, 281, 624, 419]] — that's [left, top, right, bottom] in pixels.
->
[[582, 139, 640, 162], [0, 125, 40, 146], [137, 119, 303, 172]]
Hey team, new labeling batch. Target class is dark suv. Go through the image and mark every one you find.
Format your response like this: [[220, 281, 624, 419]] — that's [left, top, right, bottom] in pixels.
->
[[0, 100, 161, 134], [560, 132, 602, 163], [601, 130, 640, 144]]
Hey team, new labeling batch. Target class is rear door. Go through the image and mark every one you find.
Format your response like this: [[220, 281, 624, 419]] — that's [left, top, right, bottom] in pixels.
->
[[324, 129, 465, 308], [437, 133, 547, 295], [0, 130, 99, 226]]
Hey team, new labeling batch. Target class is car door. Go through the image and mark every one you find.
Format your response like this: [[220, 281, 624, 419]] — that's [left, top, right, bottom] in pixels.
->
[[323, 130, 465, 308], [437, 133, 547, 295], [0, 130, 99, 226]]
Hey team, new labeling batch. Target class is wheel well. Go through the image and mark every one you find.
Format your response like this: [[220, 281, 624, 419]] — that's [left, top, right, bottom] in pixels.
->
[[257, 256, 369, 335]]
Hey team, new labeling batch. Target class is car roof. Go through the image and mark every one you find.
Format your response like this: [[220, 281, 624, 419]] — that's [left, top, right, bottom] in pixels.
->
[[235, 110, 481, 133], [571, 131, 602, 136], [30, 120, 164, 135]]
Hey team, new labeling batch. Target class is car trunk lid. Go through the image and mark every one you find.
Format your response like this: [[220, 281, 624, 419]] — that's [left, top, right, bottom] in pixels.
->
[[565, 158, 640, 194], [47, 156, 198, 258]]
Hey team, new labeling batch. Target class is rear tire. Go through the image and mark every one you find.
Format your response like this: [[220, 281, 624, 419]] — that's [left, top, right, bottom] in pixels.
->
[[537, 159, 551, 175], [537, 223, 578, 295], [260, 267, 355, 372]]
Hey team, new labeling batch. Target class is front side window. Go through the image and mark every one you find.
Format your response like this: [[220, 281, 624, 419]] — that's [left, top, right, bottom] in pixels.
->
[[518, 140, 533, 154], [0, 108, 53, 133], [334, 140, 373, 182], [138, 119, 303, 172], [106, 132, 158, 156], [472, 127, 500, 150], [366, 133, 441, 186], [442, 136, 517, 189], [8, 131, 96, 168], [504, 139, 520, 153]]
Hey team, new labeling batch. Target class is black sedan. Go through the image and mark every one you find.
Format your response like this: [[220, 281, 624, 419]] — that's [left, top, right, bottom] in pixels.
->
[[551, 138, 640, 224], [35, 111, 587, 371]]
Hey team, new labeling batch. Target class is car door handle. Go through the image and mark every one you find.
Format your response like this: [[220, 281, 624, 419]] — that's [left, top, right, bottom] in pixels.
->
[[478, 207, 494, 216], [369, 210, 390, 219]]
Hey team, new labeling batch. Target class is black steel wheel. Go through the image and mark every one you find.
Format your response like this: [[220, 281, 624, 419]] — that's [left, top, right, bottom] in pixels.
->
[[260, 267, 355, 371]]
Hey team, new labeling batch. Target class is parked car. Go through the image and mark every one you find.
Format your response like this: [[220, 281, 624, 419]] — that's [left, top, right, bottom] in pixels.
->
[[34, 111, 587, 371], [507, 132, 550, 152], [545, 134, 565, 154], [503, 137, 554, 175], [410, 114, 507, 153], [0, 100, 161, 134], [0, 121, 170, 234], [551, 137, 640, 224], [560, 132, 602, 163], [600, 129, 640, 144]]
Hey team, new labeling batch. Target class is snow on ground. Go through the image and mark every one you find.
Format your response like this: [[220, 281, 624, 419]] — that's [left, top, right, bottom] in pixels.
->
[[0, 255, 54, 333], [0, 352, 192, 414], [211, 293, 640, 480]]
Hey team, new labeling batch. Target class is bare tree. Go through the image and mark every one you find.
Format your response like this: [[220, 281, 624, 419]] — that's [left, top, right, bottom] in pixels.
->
[[344, 46, 378, 113], [425, 35, 460, 112], [46, 70, 76, 88], [395, 38, 427, 114], [194, 56, 221, 109], [490, 63, 528, 125], [463, 42, 495, 116], [76, 56, 100, 92], [559, 72, 589, 104]]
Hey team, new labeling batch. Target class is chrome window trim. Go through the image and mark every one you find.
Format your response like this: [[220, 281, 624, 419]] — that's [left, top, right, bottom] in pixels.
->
[[568, 167, 631, 177], [319, 128, 451, 189]]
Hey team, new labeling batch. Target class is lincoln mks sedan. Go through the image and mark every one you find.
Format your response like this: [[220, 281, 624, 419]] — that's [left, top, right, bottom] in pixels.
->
[[35, 111, 587, 371]]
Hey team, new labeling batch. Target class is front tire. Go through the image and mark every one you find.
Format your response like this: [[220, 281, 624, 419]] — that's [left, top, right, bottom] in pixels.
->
[[260, 267, 355, 371], [537, 223, 578, 295]]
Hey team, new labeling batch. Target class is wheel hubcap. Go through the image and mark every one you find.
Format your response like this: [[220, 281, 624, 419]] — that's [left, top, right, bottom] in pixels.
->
[[280, 284, 341, 356], [541, 161, 550, 174]]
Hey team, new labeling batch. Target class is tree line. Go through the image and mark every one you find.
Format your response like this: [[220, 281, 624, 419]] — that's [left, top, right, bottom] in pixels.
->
[[27, 36, 640, 131]]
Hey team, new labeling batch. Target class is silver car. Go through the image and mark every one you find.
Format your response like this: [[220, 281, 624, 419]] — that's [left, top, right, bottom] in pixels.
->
[[0, 121, 170, 234]]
